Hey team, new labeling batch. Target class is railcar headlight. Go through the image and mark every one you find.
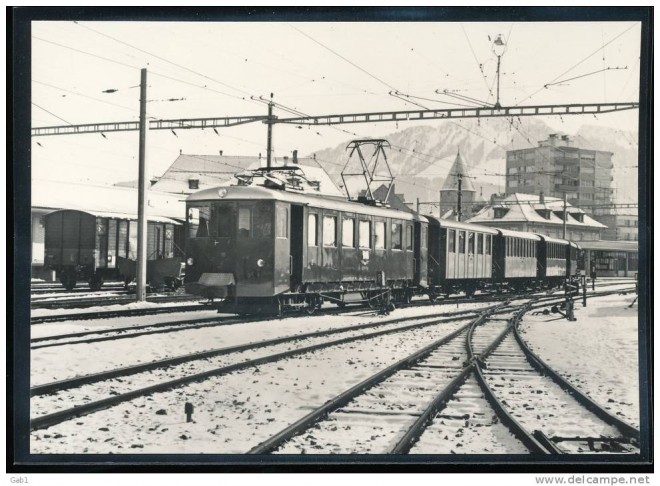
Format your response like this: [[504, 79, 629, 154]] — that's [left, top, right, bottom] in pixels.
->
[[218, 188, 228, 198], [256, 258, 265, 268], [186, 257, 195, 266]]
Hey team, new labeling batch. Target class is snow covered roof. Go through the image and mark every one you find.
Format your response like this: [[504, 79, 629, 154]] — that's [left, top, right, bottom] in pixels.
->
[[466, 193, 607, 229], [151, 153, 343, 197], [441, 150, 476, 192], [578, 240, 638, 252], [32, 179, 186, 220]]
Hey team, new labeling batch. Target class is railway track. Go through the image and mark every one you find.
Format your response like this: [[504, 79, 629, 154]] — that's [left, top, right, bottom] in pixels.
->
[[30, 293, 195, 310], [30, 303, 505, 431], [473, 312, 639, 454]]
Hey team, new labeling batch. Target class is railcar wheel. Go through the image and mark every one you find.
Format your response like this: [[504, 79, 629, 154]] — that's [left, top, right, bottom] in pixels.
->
[[60, 269, 77, 291], [89, 275, 104, 291]]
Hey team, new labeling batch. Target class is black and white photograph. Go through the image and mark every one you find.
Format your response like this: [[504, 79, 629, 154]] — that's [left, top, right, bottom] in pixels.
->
[[10, 6, 652, 475]]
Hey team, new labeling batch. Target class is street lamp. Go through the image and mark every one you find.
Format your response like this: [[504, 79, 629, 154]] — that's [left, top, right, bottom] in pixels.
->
[[492, 34, 506, 109]]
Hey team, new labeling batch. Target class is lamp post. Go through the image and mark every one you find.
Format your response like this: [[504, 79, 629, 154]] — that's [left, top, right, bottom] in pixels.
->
[[492, 34, 506, 110]]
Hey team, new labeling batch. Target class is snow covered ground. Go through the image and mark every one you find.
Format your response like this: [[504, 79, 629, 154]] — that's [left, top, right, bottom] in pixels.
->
[[518, 292, 640, 428]]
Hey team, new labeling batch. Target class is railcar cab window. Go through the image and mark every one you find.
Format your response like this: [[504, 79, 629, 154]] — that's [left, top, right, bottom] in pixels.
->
[[276, 206, 288, 238], [448, 229, 456, 253], [468, 232, 475, 254], [359, 220, 371, 249], [342, 217, 355, 247], [392, 223, 403, 250], [210, 202, 233, 238], [375, 221, 386, 250], [323, 216, 337, 247], [238, 207, 252, 238], [458, 231, 466, 254], [308, 213, 318, 246], [477, 233, 483, 254]]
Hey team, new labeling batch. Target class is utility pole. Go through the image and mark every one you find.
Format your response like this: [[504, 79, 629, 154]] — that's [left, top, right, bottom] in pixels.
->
[[136, 68, 149, 302], [457, 173, 463, 222], [416, 197, 420, 213], [562, 192, 568, 239], [266, 93, 274, 170]]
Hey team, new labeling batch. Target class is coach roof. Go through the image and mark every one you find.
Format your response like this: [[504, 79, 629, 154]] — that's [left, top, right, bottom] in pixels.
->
[[187, 184, 428, 222]]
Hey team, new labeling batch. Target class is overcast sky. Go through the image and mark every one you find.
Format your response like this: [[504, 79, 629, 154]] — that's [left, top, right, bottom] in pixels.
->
[[30, 20, 642, 185]]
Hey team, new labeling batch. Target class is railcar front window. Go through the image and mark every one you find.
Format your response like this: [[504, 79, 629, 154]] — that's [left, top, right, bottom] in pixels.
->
[[211, 203, 233, 238], [407, 225, 414, 250], [468, 232, 475, 254], [486, 235, 491, 255], [276, 206, 288, 238], [459, 231, 465, 254], [477, 233, 483, 254], [238, 207, 252, 238]]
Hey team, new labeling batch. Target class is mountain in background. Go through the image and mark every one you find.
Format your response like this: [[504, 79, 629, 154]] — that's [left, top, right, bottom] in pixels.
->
[[311, 118, 639, 214]]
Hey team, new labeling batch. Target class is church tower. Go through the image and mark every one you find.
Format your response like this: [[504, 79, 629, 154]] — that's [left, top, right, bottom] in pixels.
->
[[439, 149, 477, 220]]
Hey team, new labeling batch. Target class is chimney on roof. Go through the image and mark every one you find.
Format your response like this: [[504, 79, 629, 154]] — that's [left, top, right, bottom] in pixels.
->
[[540, 191, 544, 204], [259, 153, 262, 160], [219, 150, 223, 156], [179, 149, 182, 154], [313, 153, 316, 160], [283, 155, 289, 166], [293, 150, 298, 164]]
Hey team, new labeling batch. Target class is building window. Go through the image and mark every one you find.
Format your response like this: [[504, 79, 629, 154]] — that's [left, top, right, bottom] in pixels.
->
[[391, 223, 403, 250], [359, 220, 371, 249], [188, 179, 199, 190], [375, 221, 386, 249], [307, 214, 318, 246], [323, 216, 337, 247], [342, 218, 355, 247]]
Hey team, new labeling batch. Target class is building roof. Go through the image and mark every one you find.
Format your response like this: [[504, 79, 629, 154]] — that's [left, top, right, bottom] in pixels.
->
[[441, 150, 476, 192], [150, 153, 344, 197], [32, 179, 186, 220], [466, 193, 607, 229]]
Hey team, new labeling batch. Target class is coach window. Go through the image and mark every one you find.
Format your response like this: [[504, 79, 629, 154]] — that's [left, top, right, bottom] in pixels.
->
[[448, 229, 455, 253], [420, 225, 426, 249], [406, 225, 414, 250], [459, 231, 466, 254], [342, 217, 355, 247], [468, 232, 475, 254], [323, 216, 337, 247], [307, 213, 318, 246], [477, 233, 483, 254], [375, 221, 386, 250], [238, 207, 252, 238], [486, 235, 491, 255], [359, 220, 371, 249], [276, 206, 288, 239], [392, 223, 403, 250]]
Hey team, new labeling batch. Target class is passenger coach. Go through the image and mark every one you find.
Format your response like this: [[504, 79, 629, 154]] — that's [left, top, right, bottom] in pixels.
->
[[184, 185, 428, 314]]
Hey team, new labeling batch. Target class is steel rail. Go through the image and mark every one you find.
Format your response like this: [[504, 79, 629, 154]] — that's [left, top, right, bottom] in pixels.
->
[[247, 308, 498, 454], [31, 307, 489, 397], [512, 321, 640, 442], [30, 310, 490, 430], [30, 304, 211, 324], [391, 303, 548, 454], [468, 304, 553, 454], [30, 294, 197, 309]]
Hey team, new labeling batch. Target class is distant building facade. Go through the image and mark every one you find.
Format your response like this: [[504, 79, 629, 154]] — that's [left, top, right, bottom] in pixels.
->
[[504, 133, 629, 239], [467, 193, 606, 241]]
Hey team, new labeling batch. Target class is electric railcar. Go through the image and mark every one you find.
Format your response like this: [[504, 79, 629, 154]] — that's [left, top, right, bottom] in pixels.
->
[[184, 181, 581, 313]]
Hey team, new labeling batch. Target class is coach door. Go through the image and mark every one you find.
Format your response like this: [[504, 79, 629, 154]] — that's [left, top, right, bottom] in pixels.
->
[[290, 205, 304, 288]]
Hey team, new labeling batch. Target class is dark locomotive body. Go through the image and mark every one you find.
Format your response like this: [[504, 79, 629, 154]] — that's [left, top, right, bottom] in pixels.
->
[[184, 185, 428, 313], [44, 209, 184, 290]]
